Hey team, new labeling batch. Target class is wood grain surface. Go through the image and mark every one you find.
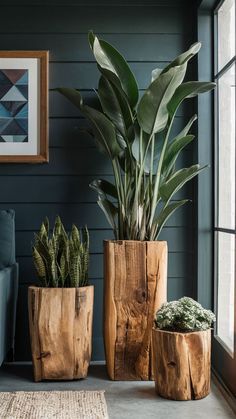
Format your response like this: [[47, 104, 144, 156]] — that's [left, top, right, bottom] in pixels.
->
[[104, 240, 168, 380], [28, 285, 94, 381], [152, 328, 211, 400]]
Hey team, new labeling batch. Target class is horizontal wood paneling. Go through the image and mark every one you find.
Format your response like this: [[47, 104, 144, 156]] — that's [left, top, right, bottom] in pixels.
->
[[0, 0, 197, 360], [1, 34, 188, 62], [49, 93, 192, 117], [46, 116, 189, 147], [0, 147, 193, 176], [17, 251, 192, 282], [0, 115, 191, 149], [47, 117, 192, 147], [0, 203, 193, 230], [0, 6, 192, 34], [49, 62, 196, 89], [16, 227, 192, 255], [0, 149, 112, 175], [167, 276, 194, 301], [0, 175, 193, 202], [49, 62, 165, 89]]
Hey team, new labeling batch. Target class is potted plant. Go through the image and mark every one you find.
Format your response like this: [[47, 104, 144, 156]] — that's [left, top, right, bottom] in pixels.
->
[[28, 216, 93, 382], [152, 297, 216, 400], [56, 32, 215, 380]]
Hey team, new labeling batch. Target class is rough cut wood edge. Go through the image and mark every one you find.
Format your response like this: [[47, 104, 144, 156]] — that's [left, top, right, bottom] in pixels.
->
[[152, 328, 211, 400], [103, 241, 116, 380], [28, 285, 94, 382], [135, 241, 168, 380], [28, 286, 42, 381], [103, 240, 168, 381]]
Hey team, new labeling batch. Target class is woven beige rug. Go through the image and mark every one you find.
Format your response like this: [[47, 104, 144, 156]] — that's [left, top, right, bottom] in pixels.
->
[[0, 390, 109, 419]]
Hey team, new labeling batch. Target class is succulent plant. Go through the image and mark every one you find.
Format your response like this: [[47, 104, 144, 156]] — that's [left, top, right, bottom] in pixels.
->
[[154, 297, 216, 332], [32, 216, 89, 288]]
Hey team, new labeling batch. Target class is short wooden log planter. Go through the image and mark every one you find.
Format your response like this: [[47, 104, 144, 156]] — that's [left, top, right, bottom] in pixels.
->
[[104, 240, 168, 381], [152, 328, 211, 400], [28, 285, 94, 382]]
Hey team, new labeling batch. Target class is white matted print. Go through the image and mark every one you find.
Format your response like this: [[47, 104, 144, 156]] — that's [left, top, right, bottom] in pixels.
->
[[0, 51, 48, 163]]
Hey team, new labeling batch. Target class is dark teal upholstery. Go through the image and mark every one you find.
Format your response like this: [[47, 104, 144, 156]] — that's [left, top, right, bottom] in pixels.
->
[[0, 210, 18, 366], [0, 210, 15, 269]]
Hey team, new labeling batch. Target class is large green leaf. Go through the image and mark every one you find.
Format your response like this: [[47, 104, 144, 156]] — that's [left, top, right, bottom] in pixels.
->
[[132, 130, 162, 173], [83, 105, 122, 158], [56, 87, 123, 157], [116, 131, 128, 150], [162, 42, 201, 74], [118, 148, 134, 173], [174, 114, 197, 140], [98, 76, 133, 138], [161, 116, 197, 179], [90, 179, 118, 199], [160, 164, 207, 203], [151, 67, 163, 81], [55, 88, 83, 109], [154, 199, 189, 239], [168, 81, 216, 118], [151, 43, 201, 88], [137, 66, 185, 134], [97, 198, 118, 236], [162, 135, 195, 177], [89, 31, 139, 108], [55, 34, 214, 242]]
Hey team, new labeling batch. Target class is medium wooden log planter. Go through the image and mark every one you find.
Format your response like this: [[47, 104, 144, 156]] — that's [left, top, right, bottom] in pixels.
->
[[28, 285, 94, 382], [152, 328, 211, 400], [104, 240, 168, 380]]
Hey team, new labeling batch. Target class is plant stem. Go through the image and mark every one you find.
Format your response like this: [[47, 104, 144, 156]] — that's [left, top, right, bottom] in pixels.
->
[[149, 117, 174, 228], [135, 131, 153, 199], [149, 134, 155, 202], [150, 134, 154, 182], [139, 127, 143, 164], [112, 159, 122, 238]]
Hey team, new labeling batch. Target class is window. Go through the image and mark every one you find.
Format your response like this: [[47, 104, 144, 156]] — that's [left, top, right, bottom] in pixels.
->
[[214, 0, 236, 355]]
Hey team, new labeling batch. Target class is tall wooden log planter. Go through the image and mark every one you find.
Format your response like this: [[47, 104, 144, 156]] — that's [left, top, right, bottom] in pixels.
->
[[104, 240, 168, 381], [152, 328, 211, 400], [28, 285, 94, 382]]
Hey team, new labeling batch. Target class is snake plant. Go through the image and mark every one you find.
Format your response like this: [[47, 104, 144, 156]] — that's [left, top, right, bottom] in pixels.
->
[[32, 216, 89, 287], [57, 32, 215, 241]]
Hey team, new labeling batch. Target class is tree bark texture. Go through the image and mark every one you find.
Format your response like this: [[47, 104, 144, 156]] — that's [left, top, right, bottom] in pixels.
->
[[152, 328, 211, 400], [104, 240, 168, 380], [28, 285, 94, 382]]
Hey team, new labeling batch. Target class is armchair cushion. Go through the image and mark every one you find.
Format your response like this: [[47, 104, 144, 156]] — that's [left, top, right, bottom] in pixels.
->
[[0, 263, 18, 366], [0, 210, 15, 269]]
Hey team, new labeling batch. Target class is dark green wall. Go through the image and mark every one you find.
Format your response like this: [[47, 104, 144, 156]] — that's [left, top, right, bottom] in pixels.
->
[[0, 0, 198, 361]]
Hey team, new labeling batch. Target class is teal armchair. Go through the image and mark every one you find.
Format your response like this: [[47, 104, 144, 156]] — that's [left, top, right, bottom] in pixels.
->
[[0, 210, 18, 366]]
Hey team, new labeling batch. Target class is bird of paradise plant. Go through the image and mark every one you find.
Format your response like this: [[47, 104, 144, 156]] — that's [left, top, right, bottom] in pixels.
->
[[57, 32, 215, 241]]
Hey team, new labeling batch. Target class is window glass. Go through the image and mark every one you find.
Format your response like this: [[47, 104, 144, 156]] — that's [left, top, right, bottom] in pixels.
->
[[217, 0, 235, 71], [218, 64, 236, 229], [217, 232, 235, 353]]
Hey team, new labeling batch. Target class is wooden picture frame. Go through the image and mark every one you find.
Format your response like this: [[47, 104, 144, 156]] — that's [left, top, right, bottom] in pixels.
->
[[0, 51, 49, 163]]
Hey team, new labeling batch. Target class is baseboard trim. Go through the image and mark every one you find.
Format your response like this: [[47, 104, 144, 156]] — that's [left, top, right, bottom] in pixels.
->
[[212, 367, 236, 414], [4, 360, 106, 366], [90, 360, 106, 365]]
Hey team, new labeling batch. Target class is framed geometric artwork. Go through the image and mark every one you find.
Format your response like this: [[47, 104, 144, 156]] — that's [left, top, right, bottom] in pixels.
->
[[0, 51, 48, 163]]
